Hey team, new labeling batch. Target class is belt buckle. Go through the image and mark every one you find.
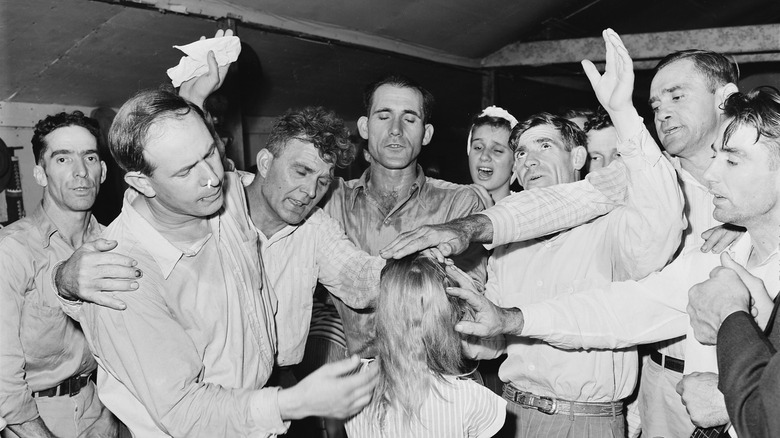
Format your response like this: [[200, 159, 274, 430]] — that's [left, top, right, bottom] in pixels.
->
[[534, 395, 558, 415], [513, 391, 558, 415], [68, 376, 84, 397]]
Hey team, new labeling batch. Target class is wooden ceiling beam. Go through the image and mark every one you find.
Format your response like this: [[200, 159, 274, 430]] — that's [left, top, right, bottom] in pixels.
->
[[482, 24, 780, 69], [97, 0, 482, 68]]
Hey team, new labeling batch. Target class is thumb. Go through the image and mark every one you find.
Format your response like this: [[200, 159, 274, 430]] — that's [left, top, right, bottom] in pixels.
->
[[206, 50, 219, 73], [581, 59, 601, 89], [89, 238, 119, 252], [721, 252, 762, 290]]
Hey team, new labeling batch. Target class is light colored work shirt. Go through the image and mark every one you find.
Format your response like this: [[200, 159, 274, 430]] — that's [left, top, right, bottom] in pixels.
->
[[76, 173, 285, 437], [653, 155, 722, 361], [256, 206, 384, 366], [520, 233, 779, 363], [483, 122, 685, 402], [345, 375, 507, 438], [0, 205, 100, 425], [323, 166, 488, 356]]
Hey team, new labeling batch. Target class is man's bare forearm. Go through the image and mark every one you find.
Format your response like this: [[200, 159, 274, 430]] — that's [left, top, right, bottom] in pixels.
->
[[452, 214, 494, 245]]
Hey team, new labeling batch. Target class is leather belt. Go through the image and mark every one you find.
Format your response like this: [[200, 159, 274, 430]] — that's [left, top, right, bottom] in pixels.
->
[[650, 350, 685, 373], [31, 370, 96, 398], [502, 384, 623, 417]]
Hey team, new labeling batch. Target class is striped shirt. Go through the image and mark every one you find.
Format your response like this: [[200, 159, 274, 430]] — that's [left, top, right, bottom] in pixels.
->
[[345, 376, 506, 438], [256, 207, 384, 366]]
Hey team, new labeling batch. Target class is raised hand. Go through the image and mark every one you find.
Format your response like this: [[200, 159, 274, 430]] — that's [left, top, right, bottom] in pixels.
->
[[178, 29, 234, 109], [581, 28, 634, 114]]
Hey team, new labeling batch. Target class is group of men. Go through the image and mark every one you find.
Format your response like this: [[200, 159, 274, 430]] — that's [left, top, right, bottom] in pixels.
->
[[1, 28, 778, 438]]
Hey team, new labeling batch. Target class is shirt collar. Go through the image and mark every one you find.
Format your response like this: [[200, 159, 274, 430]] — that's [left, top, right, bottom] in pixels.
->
[[29, 203, 101, 249], [348, 164, 428, 208], [729, 231, 780, 267], [120, 189, 218, 279], [665, 153, 709, 192]]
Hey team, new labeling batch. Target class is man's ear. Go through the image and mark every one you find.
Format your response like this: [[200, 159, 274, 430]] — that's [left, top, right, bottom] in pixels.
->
[[717, 83, 739, 109], [33, 165, 47, 187], [99, 161, 107, 184], [124, 171, 155, 198], [256, 149, 274, 179], [422, 124, 434, 146], [357, 116, 369, 140], [571, 145, 588, 171]]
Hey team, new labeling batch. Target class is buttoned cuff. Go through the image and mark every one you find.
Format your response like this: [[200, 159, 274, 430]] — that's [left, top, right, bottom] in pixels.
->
[[516, 303, 551, 338], [249, 386, 289, 435], [479, 209, 512, 250], [0, 389, 40, 425]]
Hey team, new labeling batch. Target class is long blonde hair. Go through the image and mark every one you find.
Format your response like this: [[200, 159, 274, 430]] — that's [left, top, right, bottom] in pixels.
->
[[371, 253, 468, 429]]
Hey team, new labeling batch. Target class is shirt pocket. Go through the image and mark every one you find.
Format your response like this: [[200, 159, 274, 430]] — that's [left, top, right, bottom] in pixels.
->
[[20, 300, 71, 361]]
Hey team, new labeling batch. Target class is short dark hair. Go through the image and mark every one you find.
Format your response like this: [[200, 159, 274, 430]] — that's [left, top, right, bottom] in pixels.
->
[[363, 74, 435, 124], [584, 106, 614, 133], [560, 107, 595, 122], [470, 115, 515, 150], [721, 86, 780, 168], [510, 112, 586, 152], [265, 106, 355, 168], [109, 88, 216, 175], [32, 111, 100, 164], [654, 50, 739, 93]]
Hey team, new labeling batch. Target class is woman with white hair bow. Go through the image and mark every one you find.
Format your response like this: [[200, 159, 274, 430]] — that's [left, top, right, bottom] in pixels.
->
[[466, 106, 519, 206]]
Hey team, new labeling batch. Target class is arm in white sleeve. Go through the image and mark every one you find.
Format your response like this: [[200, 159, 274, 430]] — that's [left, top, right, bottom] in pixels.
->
[[483, 161, 629, 249], [608, 120, 686, 279], [520, 253, 696, 349]]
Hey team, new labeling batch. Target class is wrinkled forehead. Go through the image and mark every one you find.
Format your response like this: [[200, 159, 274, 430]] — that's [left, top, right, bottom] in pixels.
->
[[278, 138, 335, 173], [517, 124, 564, 147]]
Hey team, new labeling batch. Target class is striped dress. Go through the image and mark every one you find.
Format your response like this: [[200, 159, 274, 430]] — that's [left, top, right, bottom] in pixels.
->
[[345, 375, 506, 438]]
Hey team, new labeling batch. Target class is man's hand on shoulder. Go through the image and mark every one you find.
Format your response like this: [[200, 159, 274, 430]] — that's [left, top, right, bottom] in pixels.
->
[[56, 238, 140, 310]]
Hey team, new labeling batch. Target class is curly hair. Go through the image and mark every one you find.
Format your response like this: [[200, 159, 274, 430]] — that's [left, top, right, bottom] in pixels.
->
[[584, 106, 614, 133], [265, 106, 355, 168], [363, 74, 435, 124], [510, 112, 586, 152], [109, 88, 216, 175], [32, 111, 101, 164], [721, 86, 780, 169], [655, 50, 739, 93], [370, 253, 469, 430]]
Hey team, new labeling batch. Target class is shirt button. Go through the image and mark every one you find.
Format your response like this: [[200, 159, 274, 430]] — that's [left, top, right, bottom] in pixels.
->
[[536, 280, 543, 287], [528, 364, 535, 371], [544, 242, 552, 248]]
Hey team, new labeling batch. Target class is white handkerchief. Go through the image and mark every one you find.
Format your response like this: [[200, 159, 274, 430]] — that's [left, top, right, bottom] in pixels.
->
[[166, 36, 241, 87]]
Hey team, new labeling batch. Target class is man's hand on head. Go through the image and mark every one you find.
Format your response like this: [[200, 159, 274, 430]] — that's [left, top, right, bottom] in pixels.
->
[[379, 214, 493, 260], [444, 264, 524, 338], [56, 238, 140, 310], [676, 372, 729, 428]]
